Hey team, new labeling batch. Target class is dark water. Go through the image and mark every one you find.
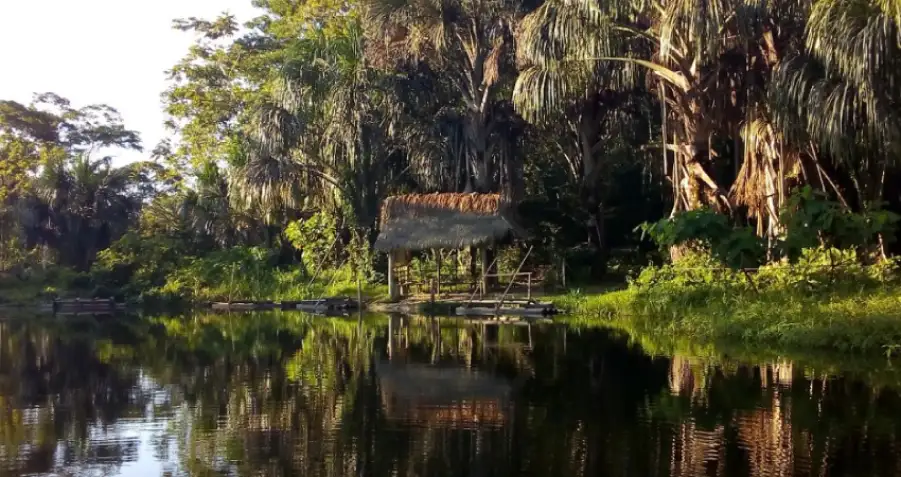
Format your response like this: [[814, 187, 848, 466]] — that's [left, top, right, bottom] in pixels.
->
[[1, 312, 900, 477]]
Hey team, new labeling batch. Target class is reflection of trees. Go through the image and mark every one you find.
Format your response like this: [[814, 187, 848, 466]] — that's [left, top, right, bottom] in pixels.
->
[[157, 313, 676, 476], [505, 326, 671, 476], [4, 314, 901, 476], [0, 319, 148, 476], [145, 312, 377, 476], [657, 355, 901, 477]]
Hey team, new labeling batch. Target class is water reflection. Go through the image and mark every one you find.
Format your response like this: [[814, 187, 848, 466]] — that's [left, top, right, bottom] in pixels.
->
[[0, 312, 899, 476]]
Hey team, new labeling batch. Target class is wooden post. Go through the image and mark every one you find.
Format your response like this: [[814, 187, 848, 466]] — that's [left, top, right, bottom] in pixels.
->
[[527, 272, 532, 301], [388, 252, 399, 301], [357, 277, 363, 322], [465, 254, 500, 306], [480, 247, 489, 296], [495, 246, 534, 313], [436, 250, 442, 297], [561, 259, 567, 289]]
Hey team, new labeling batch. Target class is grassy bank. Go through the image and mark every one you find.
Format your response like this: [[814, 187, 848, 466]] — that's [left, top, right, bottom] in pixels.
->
[[562, 314, 901, 389], [91, 245, 391, 304], [556, 253, 901, 354], [0, 267, 89, 306], [8, 244, 901, 357], [147, 265, 386, 303], [0, 281, 60, 306], [0, 261, 389, 306]]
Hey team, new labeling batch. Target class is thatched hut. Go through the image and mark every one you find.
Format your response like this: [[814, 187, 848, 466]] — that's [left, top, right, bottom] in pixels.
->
[[374, 193, 525, 299]]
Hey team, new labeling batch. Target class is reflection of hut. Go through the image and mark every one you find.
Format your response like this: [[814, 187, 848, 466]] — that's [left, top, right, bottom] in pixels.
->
[[374, 193, 526, 300], [375, 361, 512, 429]]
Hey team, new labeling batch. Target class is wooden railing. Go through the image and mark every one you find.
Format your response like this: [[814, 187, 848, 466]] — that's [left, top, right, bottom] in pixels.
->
[[392, 266, 536, 300], [476, 272, 534, 300]]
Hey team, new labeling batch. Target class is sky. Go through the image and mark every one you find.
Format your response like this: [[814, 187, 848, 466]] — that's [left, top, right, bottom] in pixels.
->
[[0, 0, 260, 165]]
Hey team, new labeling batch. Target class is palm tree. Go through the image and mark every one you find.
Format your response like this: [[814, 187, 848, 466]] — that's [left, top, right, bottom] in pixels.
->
[[514, 0, 735, 214], [141, 163, 257, 251], [515, 2, 655, 269], [232, 17, 397, 242], [514, 0, 822, 242], [771, 0, 901, 213], [387, 65, 471, 193], [29, 155, 143, 270], [364, 0, 519, 192], [722, 0, 811, 241]]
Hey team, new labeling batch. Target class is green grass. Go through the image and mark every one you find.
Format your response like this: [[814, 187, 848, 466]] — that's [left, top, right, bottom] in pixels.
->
[[0, 264, 391, 306], [0, 268, 84, 305], [0, 282, 52, 305], [548, 251, 901, 354], [556, 281, 901, 355], [155, 266, 389, 304], [546, 285, 630, 315]]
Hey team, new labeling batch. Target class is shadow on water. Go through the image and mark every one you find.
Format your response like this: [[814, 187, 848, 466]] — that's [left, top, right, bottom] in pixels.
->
[[0, 310, 899, 476]]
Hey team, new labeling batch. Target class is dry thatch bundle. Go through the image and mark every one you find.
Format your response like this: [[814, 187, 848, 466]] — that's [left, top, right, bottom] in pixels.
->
[[375, 192, 524, 251], [730, 118, 801, 236]]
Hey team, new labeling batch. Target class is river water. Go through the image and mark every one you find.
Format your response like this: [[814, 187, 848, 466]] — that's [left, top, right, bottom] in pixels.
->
[[0, 311, 899, 477]]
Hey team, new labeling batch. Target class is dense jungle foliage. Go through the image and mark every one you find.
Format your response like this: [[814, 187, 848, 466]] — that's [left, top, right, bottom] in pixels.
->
[[2, 0, 901, 303]]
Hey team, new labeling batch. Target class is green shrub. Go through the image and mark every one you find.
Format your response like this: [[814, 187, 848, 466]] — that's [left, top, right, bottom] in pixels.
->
[[639, 188, 900, 272], [285, 212, 339, 273], [780, 186, 899, 261], [640, 209, 765, 269], [570, 244, 901, 354]]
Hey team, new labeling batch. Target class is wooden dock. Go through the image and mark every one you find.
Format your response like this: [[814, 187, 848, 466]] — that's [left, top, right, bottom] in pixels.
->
[[210, 298, 360, 313], [455, 299, 558, 317], [51, 298, 126, 315]]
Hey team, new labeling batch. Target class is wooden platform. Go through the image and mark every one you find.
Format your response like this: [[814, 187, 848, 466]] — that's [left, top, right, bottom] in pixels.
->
[[455, 299, 557, 317], [50, 298, 126, 315], [210, 298, 359, 313]]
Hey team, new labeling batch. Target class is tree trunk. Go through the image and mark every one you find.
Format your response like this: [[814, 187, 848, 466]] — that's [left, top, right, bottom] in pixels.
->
[[388, 252, 399, 301], [676, 137, 730, 214], [667, 118, 730, 259], [501, 131, 524, 204], [587, 202, 608, 279], [465, 109, 493, 192]]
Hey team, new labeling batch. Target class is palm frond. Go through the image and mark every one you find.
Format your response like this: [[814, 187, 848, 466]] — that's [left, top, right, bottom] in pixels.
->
[[770, 54, 901, 161], [513, 0, 642, 123], [254, 103, 304, 155], [236, 154, 311, 212]]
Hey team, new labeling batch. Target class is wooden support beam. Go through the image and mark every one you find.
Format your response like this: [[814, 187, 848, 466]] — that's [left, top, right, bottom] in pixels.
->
[[480, 247, 489, 296], [436, 250, 442, 297], [388, 252, 400, 301]]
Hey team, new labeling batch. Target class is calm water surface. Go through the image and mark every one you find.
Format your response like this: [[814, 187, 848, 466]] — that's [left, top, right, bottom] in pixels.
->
[[0, 312, 900, 476]]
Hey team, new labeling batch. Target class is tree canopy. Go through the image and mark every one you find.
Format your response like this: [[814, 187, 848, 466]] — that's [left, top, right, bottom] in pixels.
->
[[3, 0, 901, 288]]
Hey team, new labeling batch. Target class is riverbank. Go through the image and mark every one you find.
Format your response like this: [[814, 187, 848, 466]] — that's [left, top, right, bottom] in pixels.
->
[[556, 269, 901, 355], [7, 255, 901, 356], [0, 262, 390, 307]]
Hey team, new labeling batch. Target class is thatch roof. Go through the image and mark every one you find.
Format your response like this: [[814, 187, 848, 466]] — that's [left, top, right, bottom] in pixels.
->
[[374, 193, 525, 251]]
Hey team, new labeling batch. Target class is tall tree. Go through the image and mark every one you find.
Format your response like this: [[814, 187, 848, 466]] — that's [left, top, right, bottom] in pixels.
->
[[364, 0, 520, 192], [0, 94, 143, 270], [236, 17, 397, 232], [771, 0, 901, 214]]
